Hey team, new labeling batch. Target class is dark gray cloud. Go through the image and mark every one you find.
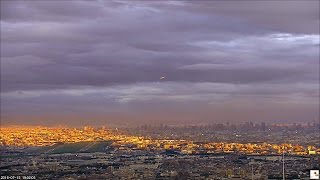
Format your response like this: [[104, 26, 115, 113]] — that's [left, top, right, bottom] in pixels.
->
[[1, 1, 319, 125]]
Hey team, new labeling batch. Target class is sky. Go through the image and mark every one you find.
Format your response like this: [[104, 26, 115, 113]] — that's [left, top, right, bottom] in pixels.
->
[[0, 0, 319, 127]]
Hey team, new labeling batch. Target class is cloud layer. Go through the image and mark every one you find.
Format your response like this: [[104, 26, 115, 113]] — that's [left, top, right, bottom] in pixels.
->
[[1, 1, 319, 126]]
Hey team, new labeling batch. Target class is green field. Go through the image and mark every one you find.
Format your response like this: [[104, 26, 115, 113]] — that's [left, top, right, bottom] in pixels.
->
[[50, 142, 92, 154], [30, 144, 61, 154], [84, 141, 112, 153], [33, 141, 112, 154]]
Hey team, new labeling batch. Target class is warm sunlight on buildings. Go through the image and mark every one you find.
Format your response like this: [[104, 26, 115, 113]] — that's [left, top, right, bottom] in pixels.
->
[[1, 126, 318, 156]]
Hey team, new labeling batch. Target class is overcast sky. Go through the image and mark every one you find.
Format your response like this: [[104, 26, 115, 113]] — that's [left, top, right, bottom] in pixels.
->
[[1, 0, 319, 126]]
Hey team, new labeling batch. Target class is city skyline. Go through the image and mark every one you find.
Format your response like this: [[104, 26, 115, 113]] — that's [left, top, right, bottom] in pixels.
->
[[1, 1, 319, 126]]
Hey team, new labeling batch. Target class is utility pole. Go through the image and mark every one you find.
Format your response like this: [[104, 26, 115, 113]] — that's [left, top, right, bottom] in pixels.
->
[[282, 147, 285, 180], [251, 165, 254, 180]]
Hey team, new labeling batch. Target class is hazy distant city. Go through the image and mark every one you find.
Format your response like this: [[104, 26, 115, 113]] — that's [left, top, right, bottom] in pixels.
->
[[1, 122, 319, 179]]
